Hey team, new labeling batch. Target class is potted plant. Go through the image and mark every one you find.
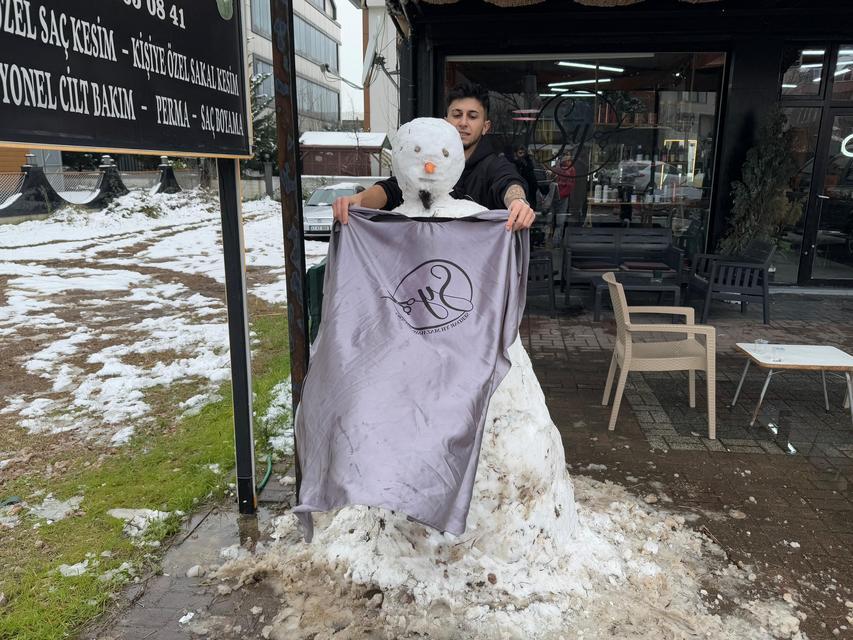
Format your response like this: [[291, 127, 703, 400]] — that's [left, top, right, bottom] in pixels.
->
[[718, 107, 803, 263]]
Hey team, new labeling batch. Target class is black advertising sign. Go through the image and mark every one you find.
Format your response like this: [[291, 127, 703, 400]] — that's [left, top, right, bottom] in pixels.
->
[[0, 0, 251, 157]]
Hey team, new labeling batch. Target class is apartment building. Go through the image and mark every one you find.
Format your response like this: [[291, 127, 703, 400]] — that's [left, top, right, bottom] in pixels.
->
[[362, 0, 398, 136], [244, 0, 349, 131]]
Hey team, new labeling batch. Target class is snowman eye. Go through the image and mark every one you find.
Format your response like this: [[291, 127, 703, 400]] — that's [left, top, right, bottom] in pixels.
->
[[414, 145, 421, 153], [442, 148, 449, 157]]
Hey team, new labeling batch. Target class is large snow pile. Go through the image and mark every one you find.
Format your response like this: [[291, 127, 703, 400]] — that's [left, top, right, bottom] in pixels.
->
[[215, 475, 805, 640]]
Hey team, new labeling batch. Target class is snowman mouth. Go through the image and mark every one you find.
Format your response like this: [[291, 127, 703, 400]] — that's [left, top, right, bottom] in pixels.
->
[[418, 189, 434, 209]]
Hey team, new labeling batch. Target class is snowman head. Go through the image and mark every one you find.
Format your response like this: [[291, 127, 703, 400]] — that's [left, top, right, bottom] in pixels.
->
[[391, 118, 465, 211]]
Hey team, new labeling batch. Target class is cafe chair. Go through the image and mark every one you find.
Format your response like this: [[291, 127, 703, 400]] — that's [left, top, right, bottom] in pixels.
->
[[528, 252, 557, 317], [601, 272, 718, 439]]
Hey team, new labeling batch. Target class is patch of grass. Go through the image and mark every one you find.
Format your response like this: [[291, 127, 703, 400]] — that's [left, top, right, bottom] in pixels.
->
[[0, 313, 291, 640], [248, 312, 293, 454]]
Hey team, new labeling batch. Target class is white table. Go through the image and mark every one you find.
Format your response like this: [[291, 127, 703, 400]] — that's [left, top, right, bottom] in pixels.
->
[[731, 343, 853, 428]]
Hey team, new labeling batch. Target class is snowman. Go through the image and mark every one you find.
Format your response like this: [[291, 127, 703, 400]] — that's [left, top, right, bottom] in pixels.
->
[[215, 118, 595, 639], [295, 117, 581, 572]]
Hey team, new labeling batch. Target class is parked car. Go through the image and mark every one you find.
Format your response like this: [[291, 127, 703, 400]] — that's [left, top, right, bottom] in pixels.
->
[[303, 183, 366, 240], [596, 160, 705, 200]]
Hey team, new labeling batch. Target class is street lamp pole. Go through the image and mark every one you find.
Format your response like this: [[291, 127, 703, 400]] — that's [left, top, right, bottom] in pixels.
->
[[270, 0, 309, 494]]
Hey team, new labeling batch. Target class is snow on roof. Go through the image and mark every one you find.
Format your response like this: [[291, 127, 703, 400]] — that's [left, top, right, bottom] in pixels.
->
[[299, 131, 389, 149]]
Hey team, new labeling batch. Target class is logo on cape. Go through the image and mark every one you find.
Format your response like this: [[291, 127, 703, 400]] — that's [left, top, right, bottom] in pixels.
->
[[382, 260, 474, 332]]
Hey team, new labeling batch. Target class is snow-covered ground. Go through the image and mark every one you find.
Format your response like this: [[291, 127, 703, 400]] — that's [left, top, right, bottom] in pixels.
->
[[0, 190, 327, 456]]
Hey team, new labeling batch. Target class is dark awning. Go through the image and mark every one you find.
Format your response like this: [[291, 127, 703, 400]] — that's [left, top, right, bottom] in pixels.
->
[[415, 0, 719, 6], [385, 0, 724, 40]]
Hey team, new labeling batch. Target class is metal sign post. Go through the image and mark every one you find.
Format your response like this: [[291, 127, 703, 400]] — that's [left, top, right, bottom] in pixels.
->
[[270, 0, 309, 492], [0, 0, 259, 514], [218, 158, 257, 514]]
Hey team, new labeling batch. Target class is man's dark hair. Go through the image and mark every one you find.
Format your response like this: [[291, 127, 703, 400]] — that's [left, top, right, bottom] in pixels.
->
[[445, 82, 490, 118]]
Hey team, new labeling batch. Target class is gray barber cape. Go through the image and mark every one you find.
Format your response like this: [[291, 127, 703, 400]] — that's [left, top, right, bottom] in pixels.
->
[[294, 208, 529, 541]]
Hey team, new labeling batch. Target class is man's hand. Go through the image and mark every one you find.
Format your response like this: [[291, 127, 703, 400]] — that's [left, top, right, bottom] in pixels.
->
[[506, 198, 535, 232], [332, 192, 365, 225]]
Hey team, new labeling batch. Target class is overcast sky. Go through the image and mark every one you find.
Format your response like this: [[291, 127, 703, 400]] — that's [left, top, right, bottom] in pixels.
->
[[338, 1, 364, 119]]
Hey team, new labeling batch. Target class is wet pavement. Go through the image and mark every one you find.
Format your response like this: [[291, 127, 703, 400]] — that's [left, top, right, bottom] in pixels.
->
[[87, 291, 853, 640], [524, 289, 853, 639]]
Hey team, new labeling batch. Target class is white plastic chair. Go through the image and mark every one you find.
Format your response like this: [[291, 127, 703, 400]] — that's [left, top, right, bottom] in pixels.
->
[[601, 272, 718, 439]]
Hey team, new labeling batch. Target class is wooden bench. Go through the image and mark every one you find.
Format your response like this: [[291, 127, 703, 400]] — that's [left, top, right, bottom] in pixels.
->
[[688, 239, 775, 324], [560, 226, 684, 293]]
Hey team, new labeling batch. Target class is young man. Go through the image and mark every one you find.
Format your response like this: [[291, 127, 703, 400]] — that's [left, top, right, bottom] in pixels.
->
[[331, 82, 535, 232]]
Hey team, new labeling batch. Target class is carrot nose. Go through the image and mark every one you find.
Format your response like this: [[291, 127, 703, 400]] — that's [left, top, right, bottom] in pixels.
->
[[424, 161, 437, 174]]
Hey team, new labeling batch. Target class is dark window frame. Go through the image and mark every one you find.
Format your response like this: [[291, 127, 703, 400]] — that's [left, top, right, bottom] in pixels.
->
[[250, 0, 272, 40], [294, 13, 340, 73], [252, 55, 275, 106], [296, 74, 341, 123]]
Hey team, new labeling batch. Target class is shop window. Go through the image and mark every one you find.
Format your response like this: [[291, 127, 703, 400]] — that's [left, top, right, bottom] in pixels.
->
[[781, 47, 825, 97], [832, 45, 853, 101], [445, 52, 726, 261]]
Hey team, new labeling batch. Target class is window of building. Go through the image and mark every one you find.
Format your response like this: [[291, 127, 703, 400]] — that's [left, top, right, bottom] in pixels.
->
[[294, 15, 339, 73], [445, 52, 726, 262], [250, 0, 272, 39], [780, 47, 825, 97], [252, 57, 274, 105], [297, 76, 340, 123], [832, 45, 853, 101], [306, 0, 337, 20]]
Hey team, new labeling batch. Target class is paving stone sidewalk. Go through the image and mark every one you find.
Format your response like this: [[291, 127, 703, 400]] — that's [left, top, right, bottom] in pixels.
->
[[524, 290, 853, 639]]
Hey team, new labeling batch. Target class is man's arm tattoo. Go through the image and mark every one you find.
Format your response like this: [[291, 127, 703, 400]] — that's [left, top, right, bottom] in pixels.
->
[[503, 184, 526, 207]]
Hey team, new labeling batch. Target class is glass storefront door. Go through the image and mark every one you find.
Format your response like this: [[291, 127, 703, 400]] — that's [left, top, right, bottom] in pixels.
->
[[779, 44, 853, 285], [778, 106, 821, 283], [805, 111, 853, 282]]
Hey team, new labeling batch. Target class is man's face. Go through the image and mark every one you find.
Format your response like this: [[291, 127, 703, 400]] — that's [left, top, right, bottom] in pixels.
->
[[446, 97, 491, 150]]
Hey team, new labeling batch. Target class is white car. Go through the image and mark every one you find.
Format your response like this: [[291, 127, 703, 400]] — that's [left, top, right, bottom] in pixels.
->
[[303, 183, 366, 240], [599, 161, 706, 200]]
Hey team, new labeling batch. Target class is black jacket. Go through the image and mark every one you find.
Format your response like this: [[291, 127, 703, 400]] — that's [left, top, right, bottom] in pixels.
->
[[376, 137, 524, 211]]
